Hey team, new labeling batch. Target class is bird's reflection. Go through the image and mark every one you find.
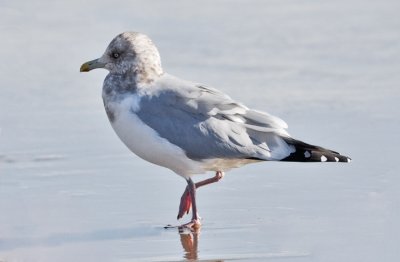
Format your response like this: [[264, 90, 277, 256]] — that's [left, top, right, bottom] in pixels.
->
[[179, 227, 199, 261], [177, 227, 224, 262]]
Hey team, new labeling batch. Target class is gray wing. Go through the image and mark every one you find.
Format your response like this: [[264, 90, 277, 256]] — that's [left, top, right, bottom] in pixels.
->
[[136, 74, 294, 161]]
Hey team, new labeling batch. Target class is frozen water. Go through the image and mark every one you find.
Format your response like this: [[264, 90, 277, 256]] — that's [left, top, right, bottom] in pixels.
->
[[1, 0, 400, 261]]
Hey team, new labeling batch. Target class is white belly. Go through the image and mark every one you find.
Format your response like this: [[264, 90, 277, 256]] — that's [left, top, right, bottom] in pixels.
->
[[107, 95, 204, 177]]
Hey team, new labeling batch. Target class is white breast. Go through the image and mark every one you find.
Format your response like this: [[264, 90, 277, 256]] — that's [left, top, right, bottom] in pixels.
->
[[106, 94, 204, 177]]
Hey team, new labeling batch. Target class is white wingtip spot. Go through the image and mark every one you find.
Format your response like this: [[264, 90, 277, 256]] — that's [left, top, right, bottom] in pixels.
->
[[304, 151, 311, 158], [347, 158, 352, 162], [334, 157, 339, 162], [321, 155, 327, 162]]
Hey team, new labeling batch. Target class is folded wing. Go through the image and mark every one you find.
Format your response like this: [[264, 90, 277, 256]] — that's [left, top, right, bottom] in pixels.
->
[[135, 74, 295, 161]]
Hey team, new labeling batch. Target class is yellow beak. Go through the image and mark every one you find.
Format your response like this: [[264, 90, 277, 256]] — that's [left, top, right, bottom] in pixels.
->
[[80, 58, 106, 72]]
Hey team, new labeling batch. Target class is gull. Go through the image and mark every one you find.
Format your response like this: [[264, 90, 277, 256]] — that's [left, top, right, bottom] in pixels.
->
[[80, 32, 351, 229]]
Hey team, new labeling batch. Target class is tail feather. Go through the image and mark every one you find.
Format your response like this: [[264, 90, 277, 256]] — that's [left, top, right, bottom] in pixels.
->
[[281, 137, 351, 163]]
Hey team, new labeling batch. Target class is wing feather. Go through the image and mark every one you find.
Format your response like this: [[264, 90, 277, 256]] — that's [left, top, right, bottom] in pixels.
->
[[137, 74, 293, 160]]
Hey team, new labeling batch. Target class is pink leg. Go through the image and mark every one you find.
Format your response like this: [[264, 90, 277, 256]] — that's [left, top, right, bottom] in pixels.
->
[[177, 171, 224, 220], [179, 177, 201, 229]]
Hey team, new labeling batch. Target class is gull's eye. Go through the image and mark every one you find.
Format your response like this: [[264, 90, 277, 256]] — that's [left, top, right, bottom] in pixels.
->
[[112, 52, 120, 59]]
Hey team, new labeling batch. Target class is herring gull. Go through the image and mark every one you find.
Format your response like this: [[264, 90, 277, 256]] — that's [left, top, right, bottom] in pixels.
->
[[80, 32, 351, 229]]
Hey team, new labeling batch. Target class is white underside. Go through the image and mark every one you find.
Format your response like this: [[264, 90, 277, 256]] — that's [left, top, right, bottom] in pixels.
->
[[108, 96, 201, 177], [107, 94, 257, 178]]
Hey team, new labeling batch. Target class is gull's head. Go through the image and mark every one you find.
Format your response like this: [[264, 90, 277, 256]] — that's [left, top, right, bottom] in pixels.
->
[[80, 32, 163, 83]]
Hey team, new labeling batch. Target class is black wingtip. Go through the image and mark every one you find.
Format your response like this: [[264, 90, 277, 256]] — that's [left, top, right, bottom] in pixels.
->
[[281, 137, 351, 163]]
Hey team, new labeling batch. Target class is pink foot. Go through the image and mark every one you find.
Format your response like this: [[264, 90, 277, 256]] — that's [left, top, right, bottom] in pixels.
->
[[177, 171, 224, 220], [180, 219, 201, 230], [177, 188, 191, 219], [164, 219, 201, 230]]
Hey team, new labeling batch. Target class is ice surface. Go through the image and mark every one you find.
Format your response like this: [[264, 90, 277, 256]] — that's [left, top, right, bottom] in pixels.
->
[[1, 0, 400, 261]]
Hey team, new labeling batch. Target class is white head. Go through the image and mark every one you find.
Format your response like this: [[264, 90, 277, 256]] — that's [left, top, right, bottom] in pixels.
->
[[80, 32, 163, 83]]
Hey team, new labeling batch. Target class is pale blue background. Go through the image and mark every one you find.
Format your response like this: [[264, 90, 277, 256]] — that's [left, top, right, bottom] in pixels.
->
[[1, 1, 399, 261]]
